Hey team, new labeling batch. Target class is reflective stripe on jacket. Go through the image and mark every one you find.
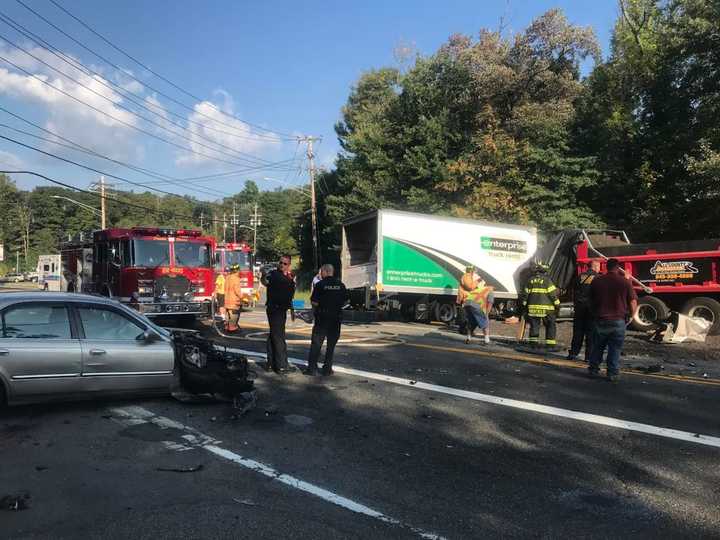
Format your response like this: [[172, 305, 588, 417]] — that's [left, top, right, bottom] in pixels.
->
[[522, 274, 560, 317]]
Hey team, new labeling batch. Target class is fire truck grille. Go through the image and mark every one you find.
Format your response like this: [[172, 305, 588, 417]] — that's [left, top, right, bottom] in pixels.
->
[[154, 275, 191, 301]]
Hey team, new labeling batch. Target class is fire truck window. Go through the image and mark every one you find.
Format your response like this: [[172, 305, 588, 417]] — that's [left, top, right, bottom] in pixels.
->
[[174, 242, 211, 268], [120, 240, 131, 266], [133, 240, 170, 267], [78, 307, 144, 340], [2, 304, 71, 339], [226, 251, 249, 268]]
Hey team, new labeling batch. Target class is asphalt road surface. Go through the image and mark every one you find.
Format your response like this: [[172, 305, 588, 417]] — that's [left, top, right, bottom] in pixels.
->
[[2, 311, 719, 539]]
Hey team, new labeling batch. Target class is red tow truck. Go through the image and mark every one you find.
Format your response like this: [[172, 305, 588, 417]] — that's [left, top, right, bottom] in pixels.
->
[[214, 242, 255, 307], [61, 227, 216, 320], [572, 232, 720, 335]]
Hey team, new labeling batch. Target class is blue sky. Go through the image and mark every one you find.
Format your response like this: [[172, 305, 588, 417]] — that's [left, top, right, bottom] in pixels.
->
[[0, 0, 619, 199]]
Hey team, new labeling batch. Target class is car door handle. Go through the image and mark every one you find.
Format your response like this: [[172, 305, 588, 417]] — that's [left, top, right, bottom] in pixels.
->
[[0, 349, 8, 356], [89, 349, 106, 356]]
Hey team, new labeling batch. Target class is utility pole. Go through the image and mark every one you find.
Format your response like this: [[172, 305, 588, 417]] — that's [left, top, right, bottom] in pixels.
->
[[222, 212, 227, 243], [249, 202, 262, 258], [99, 175, 106, 229], [15, 251, 19, 273], [300, 136, 321, 270], [230, 202, 239, 244], [200, 211, 205, 231]]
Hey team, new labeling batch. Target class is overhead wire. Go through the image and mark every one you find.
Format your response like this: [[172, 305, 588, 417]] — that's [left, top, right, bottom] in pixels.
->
[[16, 0, 298, 142], [0, 53, 287, 169], [0, 122, 229, 198], [0, 35, 281, 167], [0, 169, 192, 220], [0, 14, 289, 151], [0, 106, 300, 190]]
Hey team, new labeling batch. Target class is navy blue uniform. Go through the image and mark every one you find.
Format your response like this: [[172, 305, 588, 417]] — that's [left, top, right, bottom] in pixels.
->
[[308, 276, 349, 374], [262, 269, 295, 372]]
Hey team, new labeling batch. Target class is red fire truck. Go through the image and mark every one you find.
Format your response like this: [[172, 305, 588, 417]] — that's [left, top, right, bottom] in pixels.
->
[[215, 242, 255, 307], [61, 227, 216, 319], [559, 231, 720, 335]]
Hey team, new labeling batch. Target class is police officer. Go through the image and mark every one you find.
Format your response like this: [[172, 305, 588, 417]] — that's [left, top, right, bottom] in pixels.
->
[[520, 260, 560, 351], [568, 259, 601, 362], [306, 264, 349, 376], [261, 255, 296, 373]]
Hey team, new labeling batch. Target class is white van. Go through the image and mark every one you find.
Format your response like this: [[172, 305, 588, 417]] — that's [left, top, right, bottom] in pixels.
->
[[36, 254, 62, 291]]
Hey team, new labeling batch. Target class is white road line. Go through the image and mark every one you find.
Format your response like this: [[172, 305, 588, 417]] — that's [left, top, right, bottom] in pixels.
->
[[224, 347, 720, 449], [112, 406, 446, 540]]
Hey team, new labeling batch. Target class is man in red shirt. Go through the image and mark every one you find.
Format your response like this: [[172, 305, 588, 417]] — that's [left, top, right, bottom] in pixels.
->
[[588, 258, 638, 381]]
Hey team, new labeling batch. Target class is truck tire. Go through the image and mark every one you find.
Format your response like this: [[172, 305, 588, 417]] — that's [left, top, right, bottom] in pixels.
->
[[630, 296, 670, 332], [682, 297, 720, 336], [434, 301, 457, 324]]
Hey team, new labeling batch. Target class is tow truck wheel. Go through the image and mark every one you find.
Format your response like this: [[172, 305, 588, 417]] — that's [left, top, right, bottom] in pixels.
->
[[682, 297, 720, 336], [630, 296, 670, 332], [434, 301, 457, 324]]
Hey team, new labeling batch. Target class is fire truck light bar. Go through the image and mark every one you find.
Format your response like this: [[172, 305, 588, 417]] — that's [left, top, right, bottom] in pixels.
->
[[131, 227, 202, 237]]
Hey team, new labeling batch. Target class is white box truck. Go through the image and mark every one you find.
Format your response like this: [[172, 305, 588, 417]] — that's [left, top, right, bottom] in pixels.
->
[[36, 254, 62, 291], [341, 209, 537, 322]]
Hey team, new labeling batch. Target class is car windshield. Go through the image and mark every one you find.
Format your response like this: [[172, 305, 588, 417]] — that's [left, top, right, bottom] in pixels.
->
[[133, 239, 170, 267], [174, 241, 212, 268]]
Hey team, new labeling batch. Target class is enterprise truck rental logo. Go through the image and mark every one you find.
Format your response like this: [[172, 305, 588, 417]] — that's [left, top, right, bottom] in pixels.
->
[[481, 236, 527, 254]]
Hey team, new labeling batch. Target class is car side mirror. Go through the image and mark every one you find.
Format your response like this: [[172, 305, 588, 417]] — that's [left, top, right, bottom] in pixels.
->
[[138, 328, 160, 343]]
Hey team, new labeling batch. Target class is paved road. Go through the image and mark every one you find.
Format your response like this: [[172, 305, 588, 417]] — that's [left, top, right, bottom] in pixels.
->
[[1, 313, 719, 539]]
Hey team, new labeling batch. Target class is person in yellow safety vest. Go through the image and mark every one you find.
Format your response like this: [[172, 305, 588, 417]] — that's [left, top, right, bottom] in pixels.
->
[[224, 264, 243, 332], [214, 270, 226, 321], [457, 266, 494, 345], [520, 261, 561, 351]]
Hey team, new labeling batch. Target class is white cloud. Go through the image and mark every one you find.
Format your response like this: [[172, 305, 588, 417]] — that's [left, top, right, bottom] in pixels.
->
[[0, 150, 23, 169], [175, 89, 281, 166]]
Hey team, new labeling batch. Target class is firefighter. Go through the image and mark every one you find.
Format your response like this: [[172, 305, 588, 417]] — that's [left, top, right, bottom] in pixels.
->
[[306, 264, 349, 376], [568, 259, 601, 362], [520, 261, 560, 351], [214, 269, 226, 321], [224, 264, 243, 332]]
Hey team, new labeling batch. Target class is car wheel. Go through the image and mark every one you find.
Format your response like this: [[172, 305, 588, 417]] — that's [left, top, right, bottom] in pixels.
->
[[630, 296, 670, 332], [682, 297, 720, 336]]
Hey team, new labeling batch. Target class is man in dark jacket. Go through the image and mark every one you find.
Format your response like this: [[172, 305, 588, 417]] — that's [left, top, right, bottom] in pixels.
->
[[306, 264, 349, 376], [568, 259, 601, 362], [261, 254, 296, 374], [520, 261, 561, 351]]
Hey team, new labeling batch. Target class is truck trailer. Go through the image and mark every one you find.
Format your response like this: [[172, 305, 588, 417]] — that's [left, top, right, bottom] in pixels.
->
[[341, 209, 537, 322]]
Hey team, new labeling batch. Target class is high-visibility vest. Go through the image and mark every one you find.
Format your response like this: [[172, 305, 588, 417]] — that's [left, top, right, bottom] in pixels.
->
[[215, 274, 225, 295]]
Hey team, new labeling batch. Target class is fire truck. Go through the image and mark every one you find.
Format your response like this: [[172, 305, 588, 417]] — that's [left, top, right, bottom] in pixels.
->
[[61, 227, 216, 319], [214, 242, 255, 307], [538, 230, 720, 335]]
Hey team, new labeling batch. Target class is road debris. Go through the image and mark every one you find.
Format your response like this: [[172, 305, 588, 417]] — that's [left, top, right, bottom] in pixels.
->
[[232, 498, 257, 506], [156, 465, 204, 473], [1, 493, 30, 511]]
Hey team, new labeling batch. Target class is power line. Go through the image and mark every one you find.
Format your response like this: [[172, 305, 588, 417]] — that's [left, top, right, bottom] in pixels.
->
[[0, 132, 227, 199], [0, 106, 299, 192], [0, 122, 228, 198], [0, 14, 289, 148], [16, 0, 298, 142], [0, 35, 280, 167], [0, 53, 283, 169]]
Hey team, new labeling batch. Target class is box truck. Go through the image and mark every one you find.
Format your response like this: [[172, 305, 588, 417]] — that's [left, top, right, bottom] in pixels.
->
[[341, 209, 537, 322]]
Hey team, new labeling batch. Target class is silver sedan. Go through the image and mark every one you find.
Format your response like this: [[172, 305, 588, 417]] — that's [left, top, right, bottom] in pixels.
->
[[0, 292, 176, 406]]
